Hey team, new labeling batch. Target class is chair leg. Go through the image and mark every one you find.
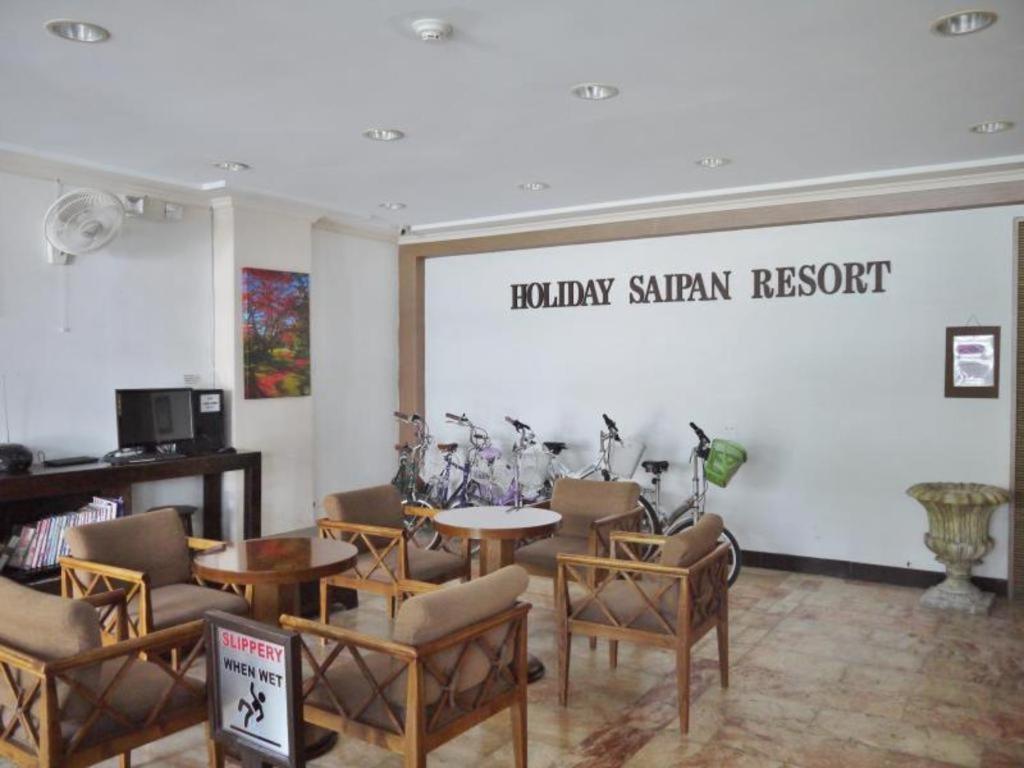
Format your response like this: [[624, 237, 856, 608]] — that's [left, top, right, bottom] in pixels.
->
[[319, 580, 330, 624], [717, 616, 729, 688], [510, 692, 527, 768], [675, 641, 692, 734], [119, 752, 130, 768], [558, 629, 572, 706], [609, 640, 618, 669], [404, 746, 426, 768], [386, 595, 397, 619]]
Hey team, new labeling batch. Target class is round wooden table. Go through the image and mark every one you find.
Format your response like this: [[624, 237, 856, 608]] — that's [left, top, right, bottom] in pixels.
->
[[433, 505, 561, 683], [192, 536, 359, 624], [193, 536, 359, 759], [433, 505, 562, 576]]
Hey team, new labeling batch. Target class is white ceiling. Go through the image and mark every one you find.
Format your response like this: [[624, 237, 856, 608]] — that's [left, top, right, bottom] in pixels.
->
[[2, 1, 1023, 230]]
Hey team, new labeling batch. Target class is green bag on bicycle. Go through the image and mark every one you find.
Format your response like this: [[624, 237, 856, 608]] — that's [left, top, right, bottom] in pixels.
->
[[704, 439, 747, 488]]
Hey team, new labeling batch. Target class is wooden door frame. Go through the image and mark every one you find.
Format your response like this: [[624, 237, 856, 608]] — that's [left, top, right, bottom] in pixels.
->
[[399, 182, 1024, 598]]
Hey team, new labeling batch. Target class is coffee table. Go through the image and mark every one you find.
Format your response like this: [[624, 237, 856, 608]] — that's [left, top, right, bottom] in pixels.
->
[[193, 536, 359, 758], [433, 505, 561, 682], [432, 505, 561, 575], [193, 536, 359, 623]]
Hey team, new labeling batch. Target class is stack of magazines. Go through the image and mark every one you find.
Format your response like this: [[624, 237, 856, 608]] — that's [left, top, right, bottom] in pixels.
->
[[1, 497, 124, 572]]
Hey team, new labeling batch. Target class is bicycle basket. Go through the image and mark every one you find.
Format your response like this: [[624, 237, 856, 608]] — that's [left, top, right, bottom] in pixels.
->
[[704, 439, 747, 488]]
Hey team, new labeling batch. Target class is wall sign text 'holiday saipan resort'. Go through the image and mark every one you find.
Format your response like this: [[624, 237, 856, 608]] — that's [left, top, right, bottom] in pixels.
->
[[509, 260, 892, 310]]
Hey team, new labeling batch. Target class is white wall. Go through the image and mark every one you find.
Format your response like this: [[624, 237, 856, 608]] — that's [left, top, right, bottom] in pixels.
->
[[213, 202, 315, 537], [311, 227, 399, 503], [425, 206, 1022, 580], [0, 169, 213, 511]]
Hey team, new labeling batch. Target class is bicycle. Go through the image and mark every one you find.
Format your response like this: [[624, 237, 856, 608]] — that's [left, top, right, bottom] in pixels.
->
[[391, 411, 444, 548], [541, 413, 647, 491], [638, 422, 744, 585]]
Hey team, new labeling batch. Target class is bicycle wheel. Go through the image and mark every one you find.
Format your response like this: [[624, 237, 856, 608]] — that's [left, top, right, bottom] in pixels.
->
[[637, 495, 662, 535], [674, 518, 742, 587], [440, 495, 480, 557], [404, 496, 441, 550]]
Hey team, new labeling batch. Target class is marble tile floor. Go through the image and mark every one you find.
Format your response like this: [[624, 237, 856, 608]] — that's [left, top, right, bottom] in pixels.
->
[[20, 568, 1024, 768]]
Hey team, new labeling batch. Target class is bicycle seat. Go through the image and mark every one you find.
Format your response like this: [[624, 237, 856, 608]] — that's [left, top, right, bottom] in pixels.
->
[[642, 460, 669, 475], [437, 442, 459, 453], [543, 441, 567, 454]]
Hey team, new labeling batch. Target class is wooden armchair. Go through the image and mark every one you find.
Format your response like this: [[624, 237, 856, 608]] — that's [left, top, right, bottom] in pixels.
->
[[318, 485, 470, 622], [514, 479, 644, 589], [281, 566, 531, 768], [555, 514, 729, 733], [59, 508, 249, 639], [0, 577, 208, 768]]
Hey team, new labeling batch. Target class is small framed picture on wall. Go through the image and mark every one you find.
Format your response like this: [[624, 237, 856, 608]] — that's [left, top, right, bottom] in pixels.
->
[[945, 326, 1000, 399]]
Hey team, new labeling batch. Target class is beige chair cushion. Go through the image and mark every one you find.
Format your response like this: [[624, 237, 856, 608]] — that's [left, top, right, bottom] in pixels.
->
[[322, 485, 405, 529], [514, 534, 589, 574], [571, 579, 680, 634], [136, 583, 249, 630], [550, 479, 640, 539], [0, 577, 102, 723], [659, 514, 724, 568], [66, 508, 192, 588]]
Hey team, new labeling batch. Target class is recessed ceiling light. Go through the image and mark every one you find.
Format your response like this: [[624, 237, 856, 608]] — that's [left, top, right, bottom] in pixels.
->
[[411, 18, 453, 42], [45, 19, 110, 43], [212, 160, 251, 172], [362, 128, 406, 142], [932, 10, 997, 37], [696, 156, 731, 169], [518, 181, 550, 192], [970, 120, 1015, 134], [570, 83, 620, 101], [379, 202, 406, 211]]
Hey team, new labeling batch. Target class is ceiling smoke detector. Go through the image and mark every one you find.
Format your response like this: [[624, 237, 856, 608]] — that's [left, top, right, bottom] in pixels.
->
[[379, 202, 406, 211], [412, 18, 453, 42], [212, 160, 251, 172], [518, 181, 550, 192]]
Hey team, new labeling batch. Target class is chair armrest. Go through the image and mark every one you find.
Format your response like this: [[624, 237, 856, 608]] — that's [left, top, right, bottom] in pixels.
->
[[317, 518, 404, 540], [46, 619, 206, 674], [75, 587, 127, 610], [279, 614, 417, 660], [395, 579, 442, 596], [187, 536, 227, 552], [58, 556, 147, 585], [591, 504, 645, 530], [557, 552, 691, 579], [609, 529, 669, 560], [403, 504, 436, 519]]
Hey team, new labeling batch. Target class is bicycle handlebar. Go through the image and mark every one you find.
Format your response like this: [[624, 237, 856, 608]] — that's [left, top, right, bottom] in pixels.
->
[[602, 413, 623, 443], [505, 416, 531, 432], [445, 412, 467, 424], [689, 422, 710, 445]]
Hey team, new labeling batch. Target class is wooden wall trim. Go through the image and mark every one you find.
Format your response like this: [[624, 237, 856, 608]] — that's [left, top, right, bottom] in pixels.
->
[[398, 251, 425, 440], [399, 179, 1024, 260]]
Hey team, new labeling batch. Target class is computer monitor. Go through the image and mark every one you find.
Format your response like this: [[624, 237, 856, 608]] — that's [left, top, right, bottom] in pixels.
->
[[116, 388, 195, 450]]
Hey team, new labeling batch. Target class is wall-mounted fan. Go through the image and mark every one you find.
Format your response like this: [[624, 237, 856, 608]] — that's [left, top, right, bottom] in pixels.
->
[[43, 188, 125, 264]]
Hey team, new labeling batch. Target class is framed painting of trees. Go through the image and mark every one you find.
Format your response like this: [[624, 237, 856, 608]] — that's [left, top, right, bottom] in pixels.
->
[[242, 268, 311, 398]]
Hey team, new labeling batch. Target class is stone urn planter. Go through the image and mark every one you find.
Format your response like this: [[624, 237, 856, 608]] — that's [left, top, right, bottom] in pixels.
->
[[906, 482, 1009, 614]]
